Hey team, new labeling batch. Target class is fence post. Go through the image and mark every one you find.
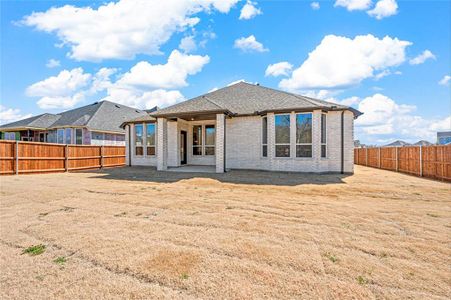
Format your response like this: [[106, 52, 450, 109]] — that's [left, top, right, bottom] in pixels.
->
[[15, 141, 19, 175], [365, 148, 368, 166], [441, 146, 444, 181], [65, 144, 69, 172], [378, 147, 381, 169], [395, 147, 399, 172], [419, 145, 423, 177], [100, 145, 104, 168]]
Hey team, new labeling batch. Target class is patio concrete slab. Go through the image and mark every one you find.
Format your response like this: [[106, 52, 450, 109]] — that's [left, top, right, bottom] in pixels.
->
[[167, 165, 216, 173]]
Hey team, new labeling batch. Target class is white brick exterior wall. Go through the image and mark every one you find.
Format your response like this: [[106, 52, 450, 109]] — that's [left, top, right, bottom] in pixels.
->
[[215, 114, 225, 173], [126, 110, 355, 173]]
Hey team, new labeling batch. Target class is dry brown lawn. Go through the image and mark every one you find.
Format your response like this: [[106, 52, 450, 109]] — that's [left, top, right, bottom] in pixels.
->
[[0, 165, 450, 299]]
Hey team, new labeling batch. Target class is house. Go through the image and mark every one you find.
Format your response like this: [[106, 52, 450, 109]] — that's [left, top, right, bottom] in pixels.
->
[[385, 140, 411, 147], [437, 131, 451, 145], [0, 101, 147, 145], [414, 140, 433, 146], [122, 82, 362, 174]]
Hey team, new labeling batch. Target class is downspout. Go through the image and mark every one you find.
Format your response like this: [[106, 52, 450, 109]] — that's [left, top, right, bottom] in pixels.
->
[[341, 111, 344, 174], [128, 125, 132, 166], [223, 115, 226, 172]]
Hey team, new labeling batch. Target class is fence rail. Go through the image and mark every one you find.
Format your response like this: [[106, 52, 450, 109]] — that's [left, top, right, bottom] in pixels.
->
[[0, 140, 125, 175], [354, 145, 451, 182]]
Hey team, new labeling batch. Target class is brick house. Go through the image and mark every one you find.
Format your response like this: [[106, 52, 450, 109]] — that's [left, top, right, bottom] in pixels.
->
[[122, 82, 362, 173], [0, 100, 147, 145]]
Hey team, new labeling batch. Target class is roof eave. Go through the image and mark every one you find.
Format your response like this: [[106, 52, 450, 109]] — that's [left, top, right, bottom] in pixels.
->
[[150, 109, 231, 119]]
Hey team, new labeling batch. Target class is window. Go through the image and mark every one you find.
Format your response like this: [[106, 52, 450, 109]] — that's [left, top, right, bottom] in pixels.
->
[[135, 124, 143, 156], [146, 123, 156, 156], [205, 125, 215, 155], [47, 130, 56, 143], [275, 114, 290, 157], [296, 113, 312, 157], [321, 113, 327, 158], [75, 129, 83, 145], [57, 129, 64, 144], [262, 117, 267, 157], [192, 125, 202, 155], [65, 128, 72, 144], [4, 132, 16, 140]]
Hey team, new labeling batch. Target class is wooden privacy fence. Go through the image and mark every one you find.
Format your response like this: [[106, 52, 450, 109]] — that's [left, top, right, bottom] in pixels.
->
[[0, 140, 125, 175], [354, 145, 451, 182]]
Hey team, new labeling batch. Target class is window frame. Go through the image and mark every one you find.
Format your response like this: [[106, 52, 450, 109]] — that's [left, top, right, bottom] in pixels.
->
[[134, 124, 144, 156], [295, 112, 313, 158], [192, 125, 203, 156], [75, 128, 83, 145], [262, 116, 268, 158], [192, 124, 216, 156], [57, 128, 65, 144], [145, 123, 156, 156], [65, 128, 72, 144], [274, 114, 291, 158], [321, 113, 327, 158], [204, 124, 215, 156]]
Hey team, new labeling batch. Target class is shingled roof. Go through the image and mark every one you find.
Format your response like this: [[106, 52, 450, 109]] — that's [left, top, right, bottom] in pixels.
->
[[0, 101, 147, 133], [151, 82, 362, 118]]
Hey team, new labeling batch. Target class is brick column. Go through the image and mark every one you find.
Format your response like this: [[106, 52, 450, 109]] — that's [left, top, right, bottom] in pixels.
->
[[267, 113, 275, 170], [215, 113, 225, 173], [157, 117, 168, 171], [312, 110, 321, 169]]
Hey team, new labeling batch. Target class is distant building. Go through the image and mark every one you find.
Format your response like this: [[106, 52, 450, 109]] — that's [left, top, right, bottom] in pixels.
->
[[385, 140, 411, 147], [414, 140, 433, 146], [0, 101, 147, 145], [437, 131, 451, 145]]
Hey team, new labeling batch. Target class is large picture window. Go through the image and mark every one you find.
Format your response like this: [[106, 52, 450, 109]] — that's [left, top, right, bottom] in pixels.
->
[[146, 123, 156, 156], [262, 117, 267, 157], [135, 124, 143, 156], [275, 114, 290, 157], [205, 125, 215, 155], [296, 113, 312, 157], [321, 114, 327, 158], [192, 125, 202, 155]]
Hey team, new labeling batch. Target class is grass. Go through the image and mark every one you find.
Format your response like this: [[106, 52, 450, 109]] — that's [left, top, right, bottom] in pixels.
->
[[357, 275, 368, 285], [180, 273, 189, 280], [53, 256, 67, 265], [324, 252, 338, 263], [22, 244, 46, 256]]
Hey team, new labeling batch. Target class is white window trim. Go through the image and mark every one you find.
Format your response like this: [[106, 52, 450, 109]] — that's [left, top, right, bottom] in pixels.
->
[[261, 116, 268, 158], [321, 113, 327, 158], [295, 112, 313, 158], [274, 113, 291, 158], [145, 122, 156, 157]]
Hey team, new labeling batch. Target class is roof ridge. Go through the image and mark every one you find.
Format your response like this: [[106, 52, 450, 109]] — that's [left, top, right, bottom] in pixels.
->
[[85, 101, 105, 128], [202, 95, 226, 110]]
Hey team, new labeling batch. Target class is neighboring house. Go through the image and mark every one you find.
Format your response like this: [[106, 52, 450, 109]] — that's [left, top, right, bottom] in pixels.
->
[[385, 140, 411, 147], [414, 140, 433, 146], [0, 101, 147, 145], [121, 82, 362, 174], [437, 131, 451, 145]]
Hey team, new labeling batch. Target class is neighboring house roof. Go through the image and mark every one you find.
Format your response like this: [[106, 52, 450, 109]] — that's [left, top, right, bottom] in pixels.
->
[[0, 100, 146, 133], [414, 140, 433, 146], [385, 140, 411, 147], [120, 114, 156, 128], [151, 82, 362, 118]]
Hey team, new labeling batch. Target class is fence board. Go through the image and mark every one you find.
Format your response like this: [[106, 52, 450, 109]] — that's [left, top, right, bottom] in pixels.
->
[[354, 145, 451, 182], [0, 141, 125, 175]]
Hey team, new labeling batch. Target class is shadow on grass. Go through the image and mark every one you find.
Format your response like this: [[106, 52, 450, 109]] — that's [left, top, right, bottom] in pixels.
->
[[85, 166, 351, 186]]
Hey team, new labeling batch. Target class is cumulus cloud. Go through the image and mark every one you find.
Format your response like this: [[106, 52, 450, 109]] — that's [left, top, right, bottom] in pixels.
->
[[46, 59, 60, 68], [265, 62, 293, 77], [239, 1, 262, 20], [367, 0, 398, 20], [279, 34, 411, 91], [311, 2, 320, 10], [438, 75, 451, 86], [409, 50, 436, 65], [21, 0, 238, 62], [234, 35, 268, 53], [0, 105, 32, 125], [354, 93, 450, 143], [179, 36, 197, 53], [334, 0, 372, 11]]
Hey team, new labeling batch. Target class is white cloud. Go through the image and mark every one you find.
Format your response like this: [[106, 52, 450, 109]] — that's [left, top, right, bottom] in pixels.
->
[[311, 2, 320, 10], [239, 1, 262, 20], [105, 87, 185, 109], [179, 36, 197, 53], [409, 50, 436, 65], [22, 0, 239, 62], [0, 105, 32, 125], [438, 75, 451, 86], [367, 0, 398, 20], [115, 50, 209, 89], [46, 59, 60, 68], [234, 35, 268, 53], [279, 34, 411, 91], [354, 93, 450, 143], [26, 68, 92, 109], [334, 0, 372, 11], [265, 62, 293, 77]]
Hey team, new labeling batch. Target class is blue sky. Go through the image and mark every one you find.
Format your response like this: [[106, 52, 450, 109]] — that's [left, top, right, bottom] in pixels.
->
[[1, 0, 450, 144]]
